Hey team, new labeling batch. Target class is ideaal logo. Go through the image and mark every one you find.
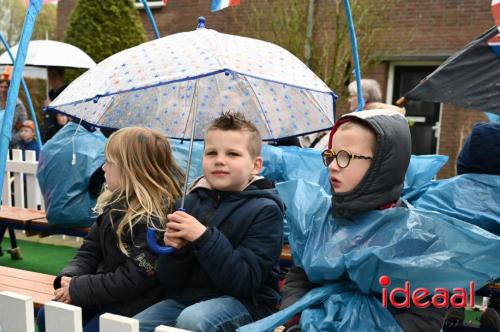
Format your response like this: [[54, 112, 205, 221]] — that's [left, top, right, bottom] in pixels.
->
[[379, 275, 475, 308]]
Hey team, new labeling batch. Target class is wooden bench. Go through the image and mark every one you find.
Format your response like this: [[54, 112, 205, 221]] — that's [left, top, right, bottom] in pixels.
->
[[0, 206, 90, 259], [0, 266, 54, 308]]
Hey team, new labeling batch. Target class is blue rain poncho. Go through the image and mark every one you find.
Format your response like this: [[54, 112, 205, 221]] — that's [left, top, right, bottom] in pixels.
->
[[239, 179, 500, 332], [413, 174, 500, 235], [37, 122, 106, 227]]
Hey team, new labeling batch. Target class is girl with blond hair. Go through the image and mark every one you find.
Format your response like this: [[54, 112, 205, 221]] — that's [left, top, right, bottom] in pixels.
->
[[37, 127, 184, 332]]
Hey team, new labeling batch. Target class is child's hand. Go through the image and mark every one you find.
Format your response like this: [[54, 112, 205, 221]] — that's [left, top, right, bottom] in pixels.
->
[[60, 276, 72, 288], [164, 227, 188, 249], [54, 284, 72, 304], [166, 211, 207, 242]]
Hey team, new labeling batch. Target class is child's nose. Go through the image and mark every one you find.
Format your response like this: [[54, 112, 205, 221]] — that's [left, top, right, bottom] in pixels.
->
[[328, 159, 340, 172]]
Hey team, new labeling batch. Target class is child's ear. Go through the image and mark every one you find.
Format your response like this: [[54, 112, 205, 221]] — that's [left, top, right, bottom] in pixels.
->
[[252, 156, 263, 175]]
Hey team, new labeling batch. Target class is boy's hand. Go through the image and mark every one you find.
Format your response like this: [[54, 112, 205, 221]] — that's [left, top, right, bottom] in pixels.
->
[[164, 227, 188, 249], [166, 211, 207, 242]]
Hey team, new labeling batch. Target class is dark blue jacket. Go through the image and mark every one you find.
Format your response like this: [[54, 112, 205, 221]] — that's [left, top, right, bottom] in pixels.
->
[[17, 139, 40, 160], [157, 177, 285, 320], [457, 122, 500, 175]]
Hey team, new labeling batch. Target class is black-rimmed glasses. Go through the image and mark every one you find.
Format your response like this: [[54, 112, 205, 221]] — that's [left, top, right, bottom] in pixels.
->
[[321, 149, 373, 168]]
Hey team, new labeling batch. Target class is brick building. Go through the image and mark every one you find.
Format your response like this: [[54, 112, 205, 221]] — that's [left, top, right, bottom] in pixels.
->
[[56, 0, 493, 178]]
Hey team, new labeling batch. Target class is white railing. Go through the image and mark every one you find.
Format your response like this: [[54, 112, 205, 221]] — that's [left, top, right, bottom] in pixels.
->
[[0, 291, 192, 332], [2, 149, 44, 210]]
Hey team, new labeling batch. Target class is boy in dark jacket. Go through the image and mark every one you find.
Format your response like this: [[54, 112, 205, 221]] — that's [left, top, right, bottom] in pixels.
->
[[16, 120, 40, 160], [135, 112, 285, 332], [281, 107, 447, 332]]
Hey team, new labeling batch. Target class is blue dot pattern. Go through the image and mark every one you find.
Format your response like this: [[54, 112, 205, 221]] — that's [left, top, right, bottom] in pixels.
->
[[49, 28, 336, 140]]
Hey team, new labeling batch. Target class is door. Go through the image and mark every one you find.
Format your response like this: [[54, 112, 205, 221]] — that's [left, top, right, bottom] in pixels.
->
[[392, 66, 441, 155]]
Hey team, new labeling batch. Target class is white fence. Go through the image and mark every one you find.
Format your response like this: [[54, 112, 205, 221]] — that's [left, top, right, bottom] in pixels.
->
[[2, 149, 44, 210], [0, 292, 191, 332]]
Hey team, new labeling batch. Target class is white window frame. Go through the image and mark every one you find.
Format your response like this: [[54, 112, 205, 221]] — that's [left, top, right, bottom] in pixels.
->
[[386, 61, 444, 154], [134, 1, 165, 9]]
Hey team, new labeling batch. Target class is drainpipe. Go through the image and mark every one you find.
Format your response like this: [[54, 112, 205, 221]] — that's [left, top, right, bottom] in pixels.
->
[[304, 0, 316, 67]]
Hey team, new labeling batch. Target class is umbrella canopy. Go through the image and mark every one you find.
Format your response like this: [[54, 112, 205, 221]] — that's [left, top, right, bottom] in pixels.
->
[[0, 40, 96, 69], [405, 27, 500, 115], [48, 20, 336, 140]]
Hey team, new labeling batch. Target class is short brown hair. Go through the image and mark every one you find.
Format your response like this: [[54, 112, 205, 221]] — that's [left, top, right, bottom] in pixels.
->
[[206, 112, 262, 158]]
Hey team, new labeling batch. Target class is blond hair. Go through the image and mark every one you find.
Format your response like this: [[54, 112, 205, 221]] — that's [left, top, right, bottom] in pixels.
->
[[206, 112, 262, 158], [95, 127, 184, 255]]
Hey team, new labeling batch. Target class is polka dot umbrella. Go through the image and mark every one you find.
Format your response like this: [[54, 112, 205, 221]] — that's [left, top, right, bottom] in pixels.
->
[[48, 18, 336, 142]]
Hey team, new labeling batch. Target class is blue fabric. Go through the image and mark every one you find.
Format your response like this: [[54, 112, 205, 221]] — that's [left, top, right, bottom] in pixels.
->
[[37, 122, 106, 227], [413, 174, 500, 235], [239, 179, 500, 332], [485, 112, 500, 122], [402, 154, 448, 202], [135, 296, 253, 332], [457, 122, 500, 175]]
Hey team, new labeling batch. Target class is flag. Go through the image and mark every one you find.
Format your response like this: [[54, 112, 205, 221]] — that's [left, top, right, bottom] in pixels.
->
[[211, 0, 240, 12], [163, 0, 168, 5]]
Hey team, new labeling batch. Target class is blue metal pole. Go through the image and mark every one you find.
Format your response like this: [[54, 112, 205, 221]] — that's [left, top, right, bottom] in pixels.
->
[[140, 0, 161, 39], [0, 0, 43, 202], [343, 0, 364, 112], [0, 33, 43, 149]]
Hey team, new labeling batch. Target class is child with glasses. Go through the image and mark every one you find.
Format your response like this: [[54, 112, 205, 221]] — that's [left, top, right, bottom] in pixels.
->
[[280, 107, 448, 332]]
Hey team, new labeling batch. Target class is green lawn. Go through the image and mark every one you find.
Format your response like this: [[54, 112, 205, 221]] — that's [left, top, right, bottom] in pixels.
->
[[0, 237, 77, 275]]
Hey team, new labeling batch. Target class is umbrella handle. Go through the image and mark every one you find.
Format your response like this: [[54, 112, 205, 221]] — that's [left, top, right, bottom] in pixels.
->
[[147, 227, 175, 255], [147, 207, 188, 255]]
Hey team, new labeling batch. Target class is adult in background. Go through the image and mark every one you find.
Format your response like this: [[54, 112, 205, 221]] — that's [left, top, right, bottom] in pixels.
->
[[43, 67, 70, 141], [305, 79, 384, 150]]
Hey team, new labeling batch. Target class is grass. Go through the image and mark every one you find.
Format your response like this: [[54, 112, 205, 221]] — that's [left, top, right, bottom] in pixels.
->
[[0, 237, 77, 275]]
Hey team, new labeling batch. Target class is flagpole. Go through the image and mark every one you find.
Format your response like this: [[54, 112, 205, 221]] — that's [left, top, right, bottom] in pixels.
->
[[0, 0, 44, 203], [140, 0, 161, 39], [343, 0, 364, 112]]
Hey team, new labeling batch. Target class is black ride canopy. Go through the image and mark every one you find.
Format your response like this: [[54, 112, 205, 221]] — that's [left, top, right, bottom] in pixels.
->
[[405, 27, 500, 115]]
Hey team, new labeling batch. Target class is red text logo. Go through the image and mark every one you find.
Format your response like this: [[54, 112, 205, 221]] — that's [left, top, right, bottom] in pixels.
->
[[379, 275, 475, 308]]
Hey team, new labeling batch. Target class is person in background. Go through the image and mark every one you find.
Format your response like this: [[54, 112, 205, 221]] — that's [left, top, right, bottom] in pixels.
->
[[347, 78, 383, 112], [43, 67, 69, 141], [15, 120, 40, 160], [0, 67, 28, 142], [302, 78, 385, 149]]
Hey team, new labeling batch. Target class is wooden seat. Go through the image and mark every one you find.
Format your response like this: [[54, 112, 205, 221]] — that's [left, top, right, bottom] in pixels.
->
[[0, 205, 90, 237], [0, 206, 45, 230], [0, 266, 54, 308], [28, 218, 90, 238]]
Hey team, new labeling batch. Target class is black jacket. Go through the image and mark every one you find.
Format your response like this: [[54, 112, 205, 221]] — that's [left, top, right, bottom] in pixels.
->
[[457, 122, 500, 175], [54, 205, 164, 317], [157, 177, 285, 320]]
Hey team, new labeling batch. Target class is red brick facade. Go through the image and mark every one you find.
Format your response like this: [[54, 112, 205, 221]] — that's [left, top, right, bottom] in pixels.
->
[[56, 0, 493, 177]]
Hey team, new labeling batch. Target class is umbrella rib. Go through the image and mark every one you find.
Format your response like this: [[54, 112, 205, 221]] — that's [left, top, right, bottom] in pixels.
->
[[181, 79, 199, 141], [241, 74, 276, 140]]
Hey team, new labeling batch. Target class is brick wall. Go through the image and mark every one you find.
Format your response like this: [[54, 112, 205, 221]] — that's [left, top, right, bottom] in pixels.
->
[[56, 0, 494, 178]]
